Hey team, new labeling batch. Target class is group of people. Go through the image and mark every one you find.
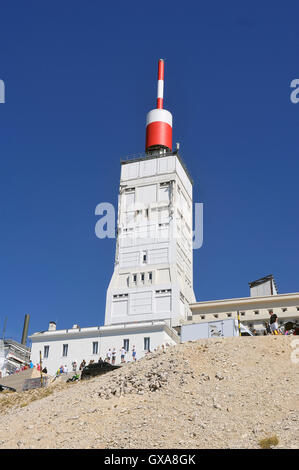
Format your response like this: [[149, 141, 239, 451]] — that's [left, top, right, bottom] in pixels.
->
[[55, 358, 101, 377], [56, 361, 79, 377], [264, 311, 296, 335], [9, 361, 47, 375], [249, 312, 298, 336], [54, 349, 137, 378], [104, 343, 170, 364], [105, 345, 137, 365]]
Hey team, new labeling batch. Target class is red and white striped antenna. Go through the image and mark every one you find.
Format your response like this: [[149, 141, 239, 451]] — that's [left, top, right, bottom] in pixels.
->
[[146, 59, 172, 153], [157, 59, 164, 109]]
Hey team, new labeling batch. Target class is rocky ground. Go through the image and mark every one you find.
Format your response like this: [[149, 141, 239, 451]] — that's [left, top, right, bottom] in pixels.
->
[[0, 336, 298, 449]]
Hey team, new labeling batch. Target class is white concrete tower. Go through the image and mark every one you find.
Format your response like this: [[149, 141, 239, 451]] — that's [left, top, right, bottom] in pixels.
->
[[104, 60, 196, 327]]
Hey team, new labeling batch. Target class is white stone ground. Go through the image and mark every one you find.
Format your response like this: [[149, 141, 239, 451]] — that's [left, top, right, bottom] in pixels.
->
[[0, 336, 298, 449]]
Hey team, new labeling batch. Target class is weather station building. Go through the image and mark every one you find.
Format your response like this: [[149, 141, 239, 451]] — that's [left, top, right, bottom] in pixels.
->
[[29, 61, 299, 376], [30, 59, 193, 375]]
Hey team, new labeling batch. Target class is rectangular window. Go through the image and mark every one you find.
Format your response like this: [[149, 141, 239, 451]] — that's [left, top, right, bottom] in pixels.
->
[[142, 251, 147, 263], [141, 273, 145, 282], [92, 342, 98, 355], [62, 344, 68, 357], [44, 345, 49, 359], [133, 274, 137, 282], [123, 339, 129, 352], [144, 337, 150, 352], [149, 272, 152, 281]]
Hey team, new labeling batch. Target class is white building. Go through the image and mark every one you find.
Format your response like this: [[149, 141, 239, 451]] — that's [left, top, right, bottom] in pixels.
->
[[30, 150, 194, 376], [29, 320, 179, 375], [187, 275, 299, 335], [105, 151, 195, 328], [30, 59, 194, 375], [0, 339, 31, 378]]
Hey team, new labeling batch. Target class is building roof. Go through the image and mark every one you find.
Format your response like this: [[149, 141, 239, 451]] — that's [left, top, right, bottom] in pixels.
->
[[29, 320, 180, 344], [248, 274, 278, 292], [190, 292, 299, 311]]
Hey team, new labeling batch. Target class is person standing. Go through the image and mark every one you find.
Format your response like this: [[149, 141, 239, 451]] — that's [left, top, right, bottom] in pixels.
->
[[264, 322, 271, 335], [106, 349, 112, 363], [120, 347, 126, 363], [111, 348, 116, 365], [132, 346, 137, 362], [269, 311, 279, 335]]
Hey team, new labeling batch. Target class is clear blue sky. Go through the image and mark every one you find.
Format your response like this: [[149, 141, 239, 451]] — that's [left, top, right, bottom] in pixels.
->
[[0, 1, 298, 344]]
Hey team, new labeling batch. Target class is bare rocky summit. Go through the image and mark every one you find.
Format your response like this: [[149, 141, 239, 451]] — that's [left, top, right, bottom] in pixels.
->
[[0, 336, 298, 449]]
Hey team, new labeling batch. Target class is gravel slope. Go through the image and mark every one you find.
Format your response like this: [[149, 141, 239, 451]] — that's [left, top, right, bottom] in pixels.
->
[[0, 336, 298, 449]]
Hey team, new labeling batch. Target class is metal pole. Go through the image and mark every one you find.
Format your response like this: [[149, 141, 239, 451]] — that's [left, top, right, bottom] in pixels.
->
[[237, 311, 241, 337], [21, 314, 30, 345], [39, 350, 43, 388]]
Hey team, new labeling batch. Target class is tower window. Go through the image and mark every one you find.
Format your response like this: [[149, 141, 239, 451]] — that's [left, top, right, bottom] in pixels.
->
[[149, 272, 153, 281], [44, 345, 49, 359], [123, 339, 129, 352], [133, 274, 137, 283], [92, 342, 98, 355], [62, 344, 68, 357], [141, 273, 145, 282], [144, 337, 150, 352]]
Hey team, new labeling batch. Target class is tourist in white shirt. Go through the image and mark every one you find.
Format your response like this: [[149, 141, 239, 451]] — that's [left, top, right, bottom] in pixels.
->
[[120, 347, 126, 363], [106, 349, 112, 363]]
